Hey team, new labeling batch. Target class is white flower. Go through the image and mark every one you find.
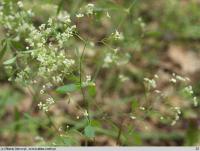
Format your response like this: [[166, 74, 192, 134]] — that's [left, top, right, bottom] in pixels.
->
[[48, 18, 53, 26], [144, 78, 156, 89], [17, 1, 23, 8], [40, 90, 44, 94], [160, 116, 164, 120], [176, 75, 186, 82], [112, 30, 124, 40], [27, 9, 34, 17], [57, 11, 71, 23], [86, 75, 91, 81], [139, 107, 145, 111], [63, 59, 75, 67], [34, 136, 44, 142], [83, 110, 89, 117], [106, 12, 111, 18], [155, 90, 161, 94], [184, 85, 193, 95], [46, 97, 55, 105], [104, 54, 112, 64], [85, 3, 95, 15], [76, 13, 84, 18], [154, 74, 159, 79], [39, 24, 46, 31], [82, 75, 95, 86], [174, 107, 181, 115], [130, 115, 136, 120], [38, 102, 43, 109], [42, 105, 49, 112], [193, 97, 198, 107], [170, 78, 177, 83], [171, 120, 176, 126], [119, 74, 129, 82]]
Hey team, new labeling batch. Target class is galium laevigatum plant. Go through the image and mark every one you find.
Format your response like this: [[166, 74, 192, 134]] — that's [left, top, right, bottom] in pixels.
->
[[0, 0, 130, 145], [0, 0, 199, 146], [143, 73, 199, 127]]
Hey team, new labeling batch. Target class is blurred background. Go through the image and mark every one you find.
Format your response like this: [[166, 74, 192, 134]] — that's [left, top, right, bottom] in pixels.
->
[[0, 0, 200, 146]]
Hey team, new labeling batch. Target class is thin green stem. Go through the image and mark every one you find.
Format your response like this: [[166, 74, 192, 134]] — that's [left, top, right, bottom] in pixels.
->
[[116, 0, 137, 30]]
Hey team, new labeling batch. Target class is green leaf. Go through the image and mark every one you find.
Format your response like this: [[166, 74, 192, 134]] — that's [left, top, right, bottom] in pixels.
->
[[56, 83, 81, 94], [185, 121, 199, 145], [56, 0, 64, 15], [14, 107, 20, 132], [3, 56, 17, 65], [0, 39, 11, 61], [84, 125, 95, 138], [131, 99, 139, 112], [90, 120, 101, 128], [133, 132, 142, 145], [88, 85, 96, 97]]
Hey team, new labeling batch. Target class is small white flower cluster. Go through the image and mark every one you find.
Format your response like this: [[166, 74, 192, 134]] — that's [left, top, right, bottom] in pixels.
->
[[168, 73, 198, 107], [40, 83, 52, 95], [106, 12, 111, 18], [34, 136, 44, 142], [119, 74, 129, 82], [38, 102, 48, 112], [46, 97, 55, 105], [15, 67, 31, 84], [76, 13, 84, 18], [22, 14, 76, 84], [1, 1, 80, 113], [183, 85, 198, 107], [103, 48, 130, 68], [112, 30, 124, 40], [130, 115, 136, 120], [57, 11, 71, 23], [75, 3, 95, 19], [169, 73, 190, 84], [193, 97, 198, 107], [144, 74, 159, 90], [143, 72, 199, 127], [171, 107, 181, 126], [83, 110, 89, 117], [0, 1, 34, 35], [17, 1, 23, 8], [184, 85, 193, 95], [137, 17, 145, 29], [144, 77, 157, 89], [82, 75, 95, 87], [160, 116, 164, 120], [56, 25, 76, 48], [85, 3, 95, 15], [38, 96, 55, 112], [38, 83, 55, 112], [103, 52, 118, 68], [139, 106, 145, 111]]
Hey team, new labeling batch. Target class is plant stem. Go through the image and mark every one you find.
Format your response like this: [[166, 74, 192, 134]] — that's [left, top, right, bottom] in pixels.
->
[[116, 121, 123, 146]]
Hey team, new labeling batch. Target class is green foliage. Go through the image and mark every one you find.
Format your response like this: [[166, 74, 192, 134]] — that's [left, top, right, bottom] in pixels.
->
[[3, 56, 16, 65], [84, 125, 95, 138], [56, 84, 81, 94]]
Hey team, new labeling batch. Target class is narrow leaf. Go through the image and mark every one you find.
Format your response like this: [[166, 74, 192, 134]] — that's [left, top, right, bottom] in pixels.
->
[[84, 125, 95, 138], [3, 56, 17, 65], [131, 99, 139, 112], [56, 83, 81, 94], [0, 39, 11, 61]]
